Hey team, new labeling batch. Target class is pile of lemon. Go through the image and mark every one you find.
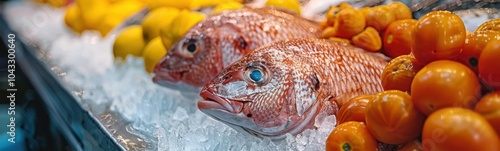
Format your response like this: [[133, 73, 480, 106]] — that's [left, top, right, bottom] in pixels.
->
[[57, 0, 301, 73]]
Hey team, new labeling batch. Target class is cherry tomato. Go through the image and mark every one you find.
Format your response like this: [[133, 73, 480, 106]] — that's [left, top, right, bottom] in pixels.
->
[[337, 94, 373, 124], [478, 39, 500, 90], [411, 60, 481, 115], [364, 6, 396, 32], [383, 19, 417, 58], [411, 11, 466, 63], [319, 20, 331, 30], [325, 5, 341, 27], [385, 1, 412, 20], [474, 90, 500, 136], [329, 37, 351, 44], [358, 7, 371, 18], [398, 140, 422, 151], [476, 18, 500, 32], [422, 107, 500, 151], [326, 121, 378, 151], [457, 30, 500, 74], [365, 90, 425, 145], [332, 7, 366, 39], [381, 54, 425, 93], [352, 27, 382, 52]]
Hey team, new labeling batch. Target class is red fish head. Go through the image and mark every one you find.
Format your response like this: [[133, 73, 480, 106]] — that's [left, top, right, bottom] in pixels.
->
[[153, 29, 220, 88], [153, 22, 251, 91], [198, 46, 322, 140]]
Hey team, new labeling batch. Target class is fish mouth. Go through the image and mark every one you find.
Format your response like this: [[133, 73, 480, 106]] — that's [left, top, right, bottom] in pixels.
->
[[198, 89, 243, 113], [152, 70, 202, 97], [152, 69, 187, 83], [199, 92, 322, 140]]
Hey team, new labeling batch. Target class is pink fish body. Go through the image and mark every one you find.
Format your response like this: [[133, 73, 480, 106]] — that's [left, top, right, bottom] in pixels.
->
[[198, 38, 387, 139], [153, 7, 321, 92]]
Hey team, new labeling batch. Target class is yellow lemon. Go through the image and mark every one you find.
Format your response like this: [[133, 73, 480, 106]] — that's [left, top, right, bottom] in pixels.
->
[[64, 4, 85, 34], [46, 0, 67, 7], [211, 1, 244, 14], [143, 0, 193, 9], [97, 0, 145, 36], [76, 0, 109, 30], [107, 0, 126, 4], [189, 0, 243, 10], [113, 25, 146, 60], [265, 0, 301, 15], [141, 7, 181, 42], [159, 9, 205, 50], [142, 37, 168, 73]]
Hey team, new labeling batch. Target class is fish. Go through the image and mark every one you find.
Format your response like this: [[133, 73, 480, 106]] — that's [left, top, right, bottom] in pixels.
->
[[197, 38, 387, 140], [152, 7, 321, 93]]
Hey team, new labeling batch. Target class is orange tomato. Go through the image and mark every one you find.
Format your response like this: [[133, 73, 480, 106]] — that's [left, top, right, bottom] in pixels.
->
[[478, 39, 500, 90], [364, 6, 396, 32], [398, 140, 422, 151], [325, 5, 341, 26], [358, 7, 371, 18], [476, 18, 500, 32], [321, 26, 336, 38], [351, 27, 382, 52], [329, 37, 351, 44], [319, 20, 331, 30], [385, 1, 412, 20], [365, 90, 425, 145], [324, 3, 353, 27], [411, 11, 466, 63], [474, 90, 500, 135], [332, 7, 366, 39], [381, 54, 424, 93], [383, 19, 418, 58], [411, 60, 481, 115], [457, 30, 500, 74], [422, 107, 500, 151], [337, 94, 373, 124], [325, 121, 378, 151]]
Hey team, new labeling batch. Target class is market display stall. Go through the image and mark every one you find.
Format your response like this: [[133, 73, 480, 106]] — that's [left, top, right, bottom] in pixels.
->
[[1, 0, 500, 150]]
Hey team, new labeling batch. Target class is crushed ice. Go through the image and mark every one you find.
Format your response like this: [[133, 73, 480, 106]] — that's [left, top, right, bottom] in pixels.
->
[[3, 1, 338, 151]]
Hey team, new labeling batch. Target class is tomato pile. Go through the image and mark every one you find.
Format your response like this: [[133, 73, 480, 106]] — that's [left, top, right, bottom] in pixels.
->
[[323, 5, 500, 151], [320, 2, 414, 57]]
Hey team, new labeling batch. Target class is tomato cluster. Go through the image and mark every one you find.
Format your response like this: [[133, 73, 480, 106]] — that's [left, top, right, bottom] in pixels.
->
[[326, 11, 500, 151], [319, 2, 413, 54]]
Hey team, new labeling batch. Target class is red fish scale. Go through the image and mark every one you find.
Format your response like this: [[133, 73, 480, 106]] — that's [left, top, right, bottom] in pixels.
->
[[154, 7, 321, 88], [202, 38, 387, 135]]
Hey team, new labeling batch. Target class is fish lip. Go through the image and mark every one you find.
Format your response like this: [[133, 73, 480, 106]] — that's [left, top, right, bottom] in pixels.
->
[[152, 69, 187, 83], [198, 89, 238, 113]]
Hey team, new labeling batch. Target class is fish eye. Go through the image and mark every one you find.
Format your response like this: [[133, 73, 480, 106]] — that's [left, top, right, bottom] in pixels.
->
[[186, 43, 196, 53], [244, 65, 268, 85], [249, 70, 263, 82], [182, 39, 199, 54]]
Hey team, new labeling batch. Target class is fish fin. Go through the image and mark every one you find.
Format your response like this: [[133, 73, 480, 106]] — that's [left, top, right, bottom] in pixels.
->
[[312, 74, 338, 115], [319, 94, 339, 116]]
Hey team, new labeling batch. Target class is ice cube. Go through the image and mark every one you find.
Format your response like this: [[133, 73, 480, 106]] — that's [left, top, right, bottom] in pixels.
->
[[314, 112, 328, 128], [172, 107, 189, 121], [318, 115, 336, 134]]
